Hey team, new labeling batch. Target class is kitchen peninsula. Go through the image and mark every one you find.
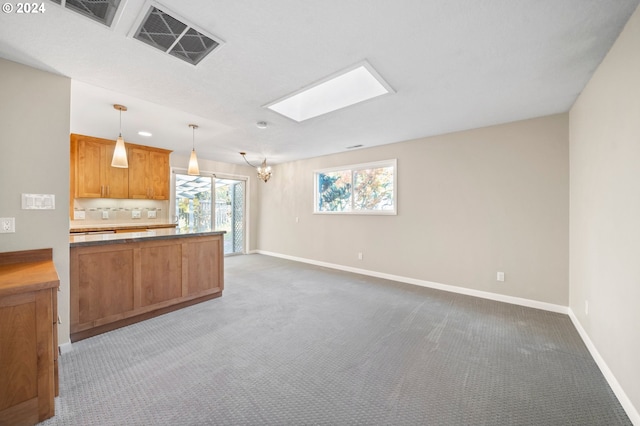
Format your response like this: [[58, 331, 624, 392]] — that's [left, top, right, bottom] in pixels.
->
[[69, 228, 224, 342]]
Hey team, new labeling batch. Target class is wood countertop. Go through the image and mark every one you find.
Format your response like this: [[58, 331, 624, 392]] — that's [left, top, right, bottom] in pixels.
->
[[0, 248, 59, 297], [70, 228, 225, 247]]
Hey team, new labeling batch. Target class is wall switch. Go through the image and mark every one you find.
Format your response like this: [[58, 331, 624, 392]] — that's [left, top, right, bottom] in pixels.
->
[[102, 210, 109, 219], [0, 217, 15, 233], [73, 210, 85, 220], [295, 217, 299, 223], [585, 300, 589, 315], [22, 193, 55, 210], [497, 271, 505, 282], [147, 210, 157, 219], [358, 252, 363, 261], [132, 210, 141, 219]]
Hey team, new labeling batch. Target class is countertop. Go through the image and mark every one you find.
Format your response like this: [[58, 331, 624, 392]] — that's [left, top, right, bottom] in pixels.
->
[[70, 228, 225, 247], [70, 223, 177, 233]]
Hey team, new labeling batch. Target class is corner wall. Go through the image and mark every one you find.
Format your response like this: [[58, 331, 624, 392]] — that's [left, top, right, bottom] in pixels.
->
[[569, 5, 640, 422], [0, 58, 71, 343], [257, 114, 569, 306]]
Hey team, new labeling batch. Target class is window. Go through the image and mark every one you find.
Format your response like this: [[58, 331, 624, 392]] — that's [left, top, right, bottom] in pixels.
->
[[314, 159, 396, 214]]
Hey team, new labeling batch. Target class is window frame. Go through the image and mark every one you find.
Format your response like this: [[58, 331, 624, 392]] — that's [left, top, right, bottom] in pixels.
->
[[313, 159, 397, 215]]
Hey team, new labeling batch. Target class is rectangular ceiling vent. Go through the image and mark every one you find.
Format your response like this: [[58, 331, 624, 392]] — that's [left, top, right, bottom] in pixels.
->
[[50, 0, 122, 27], [132, 6, 223, 66]]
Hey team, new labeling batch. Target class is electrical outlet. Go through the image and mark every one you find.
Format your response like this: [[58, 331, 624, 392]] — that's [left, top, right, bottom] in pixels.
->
[[0, 217, 16, 233], [73, 210, 85, 220], [102, 210, 109, 219], [147, 210, 156, 219], [132, 210, 141, 219], [497, 271, 505, 282]]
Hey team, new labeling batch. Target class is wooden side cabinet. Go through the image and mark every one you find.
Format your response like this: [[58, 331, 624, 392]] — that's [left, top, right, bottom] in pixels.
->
[[0, 249, 59, 426]]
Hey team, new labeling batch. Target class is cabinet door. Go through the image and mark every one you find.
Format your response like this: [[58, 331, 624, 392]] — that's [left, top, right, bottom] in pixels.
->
[[185, 237, 224, 295], [0, 289, 54, 424], [75, 138, 103, 198], [77, 248, 135, 325], [128, 147, 150, 199], [150, 151, 170, 200], [74, 135, 128, 199], [103, 144, 129, 199], [140, 243, 182, 306]]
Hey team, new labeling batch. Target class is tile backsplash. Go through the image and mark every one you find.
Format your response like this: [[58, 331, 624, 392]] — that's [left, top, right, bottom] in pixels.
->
[[71, 198, 172, 227]]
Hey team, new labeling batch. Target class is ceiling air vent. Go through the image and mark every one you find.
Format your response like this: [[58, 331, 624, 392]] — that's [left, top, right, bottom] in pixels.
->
[[133, 6, 222, 65], [50, 0, 121, 27]]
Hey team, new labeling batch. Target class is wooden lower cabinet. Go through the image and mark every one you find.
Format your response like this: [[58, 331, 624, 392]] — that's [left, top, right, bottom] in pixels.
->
[[70, 234, 223, 341], [0, 249, 59, 426]]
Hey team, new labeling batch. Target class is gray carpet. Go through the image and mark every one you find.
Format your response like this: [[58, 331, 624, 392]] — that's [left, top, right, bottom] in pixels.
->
[[42, 254, 630, 425]]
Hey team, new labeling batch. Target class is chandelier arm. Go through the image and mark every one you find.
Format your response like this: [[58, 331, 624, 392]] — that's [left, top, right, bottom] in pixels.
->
[[240, 152, 258, 168]]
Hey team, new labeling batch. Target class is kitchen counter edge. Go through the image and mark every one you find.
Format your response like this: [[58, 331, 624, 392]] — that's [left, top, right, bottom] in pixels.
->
[[70, 228, 225, 247]]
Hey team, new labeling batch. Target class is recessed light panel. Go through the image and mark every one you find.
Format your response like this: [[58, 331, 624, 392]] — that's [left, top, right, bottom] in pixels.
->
[[265, 61, 394, 122]]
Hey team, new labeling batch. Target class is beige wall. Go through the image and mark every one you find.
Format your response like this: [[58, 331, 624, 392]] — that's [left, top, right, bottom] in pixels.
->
[[257, 114, 569, 306], [0, 58, 71, 343], [569, 4, 640, 420]]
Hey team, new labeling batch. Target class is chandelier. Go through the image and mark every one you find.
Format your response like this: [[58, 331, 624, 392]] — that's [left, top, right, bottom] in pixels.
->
[[240, 152, 272, 183]]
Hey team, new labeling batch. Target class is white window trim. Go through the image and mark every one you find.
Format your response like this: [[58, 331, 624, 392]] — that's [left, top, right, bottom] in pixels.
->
[[313, 159, 397, 215]]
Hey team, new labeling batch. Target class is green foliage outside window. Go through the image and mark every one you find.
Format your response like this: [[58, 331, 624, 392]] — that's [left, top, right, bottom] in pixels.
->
[[316, 161, 395, 213]]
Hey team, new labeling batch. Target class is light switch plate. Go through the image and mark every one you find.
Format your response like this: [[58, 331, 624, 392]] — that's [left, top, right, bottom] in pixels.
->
[[132, 210, 141, 219], [147, 210, 157, 219], [74, 210, 86, 220], [22, 193, 55, 210]]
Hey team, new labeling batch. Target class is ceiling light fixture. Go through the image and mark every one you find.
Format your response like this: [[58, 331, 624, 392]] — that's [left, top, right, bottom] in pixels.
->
[[138, 131, 152, 137], [264, 60, 394, 122], [111, 104, 128, 168], [240, 152, 272, 183], [256, 121, 267, 129], [187, 124, 200, 176]]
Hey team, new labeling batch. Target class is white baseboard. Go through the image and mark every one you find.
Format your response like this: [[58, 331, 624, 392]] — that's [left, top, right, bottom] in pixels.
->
[[59, 342, 73, 355], [568, 309, 640, 425], [255, 250, 568, 314]]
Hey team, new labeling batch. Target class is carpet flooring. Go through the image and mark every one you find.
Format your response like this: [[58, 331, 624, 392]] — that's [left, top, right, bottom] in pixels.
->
[[42, 254, 631, 425]]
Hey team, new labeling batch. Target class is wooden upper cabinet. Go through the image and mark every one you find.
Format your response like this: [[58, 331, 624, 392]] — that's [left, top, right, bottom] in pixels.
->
[[128, 146, 171, 200], [128, 147, 150, 199], [149, 150, 170, 200], [71, 134, 128, 199], [71, 134, 171, 201]]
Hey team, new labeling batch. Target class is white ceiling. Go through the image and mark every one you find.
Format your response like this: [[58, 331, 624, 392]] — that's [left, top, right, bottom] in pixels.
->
[[1, 0, 638, 165]]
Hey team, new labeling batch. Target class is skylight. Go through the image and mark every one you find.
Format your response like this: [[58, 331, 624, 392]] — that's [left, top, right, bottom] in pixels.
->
[[265, 61, 394, 122]]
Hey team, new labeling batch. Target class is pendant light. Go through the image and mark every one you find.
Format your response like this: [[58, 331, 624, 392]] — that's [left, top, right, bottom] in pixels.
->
[[187, 124, 200, 176], [111, 104, 128, 168]]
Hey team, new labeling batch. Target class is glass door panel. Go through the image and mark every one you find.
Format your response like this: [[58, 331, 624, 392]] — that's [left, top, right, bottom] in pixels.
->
[[215, 178, 245, 255]]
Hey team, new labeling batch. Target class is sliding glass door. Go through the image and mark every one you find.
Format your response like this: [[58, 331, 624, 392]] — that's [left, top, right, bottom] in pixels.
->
[[174, 173, 246, 255], [214, 178, 245, 255]]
